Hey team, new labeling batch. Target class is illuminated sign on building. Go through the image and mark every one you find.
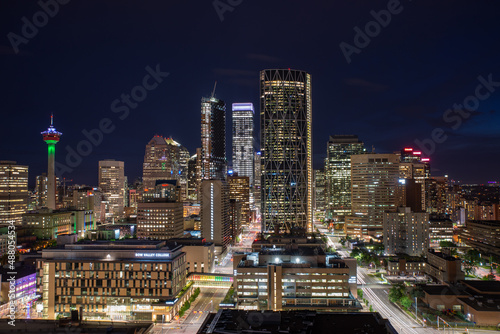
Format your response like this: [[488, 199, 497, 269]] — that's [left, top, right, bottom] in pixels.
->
[[135, 253, 170, 258]]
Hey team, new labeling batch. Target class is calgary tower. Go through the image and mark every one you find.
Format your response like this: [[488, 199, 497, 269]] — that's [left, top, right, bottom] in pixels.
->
[[41, 115, 62, 210]]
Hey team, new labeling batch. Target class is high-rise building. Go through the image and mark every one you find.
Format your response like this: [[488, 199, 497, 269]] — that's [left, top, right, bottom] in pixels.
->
[[228, 175, 250, 226], [0, 161, 28, 225], [35, 173, 48, 208], [137, 181, 184, 240], [142, 136, 186, 190], [347, 153, 399, 239], [200, 180, 230, 259], [41, 115, 62, 210], [383, 207, 430, 257], [73, 186, 103, 224], [314, 169, 326, 213], [201, 96, 226, 180], [260, 69, 313, 233], [98, 160, 125, 221], [232, 103, 254, 185], [325, 135, 365, 225], [253, 151, 262, 212]]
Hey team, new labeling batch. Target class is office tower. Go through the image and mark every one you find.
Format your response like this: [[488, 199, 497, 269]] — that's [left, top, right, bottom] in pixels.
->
[[398, 147, 430, 210], [347, 153, 399, 239], [178, 145, 190, 201], [201, 95, 226, 180], [37, 241, 186, 321], [142, 136, 185, 190], [200, 180, 230, 259], [429, 215, 454, 248], [325, 135, 365, 226], [232, 103, 254, 185], [98, 160, 125, 221], [73, 186, 102, 224], [35, 173, 48, 208], [383, 207, 430, 256], [314, 169, 326, 213], [0, 161, 28, 225], [187, 153, 198, 200], [228, 175, 250, 226], [253, 151, 262, 212], [260, 69, 313, 233], [41, 115, 62, 210], [23, 208, 93, 239], [426, 176, 448, 215], [137, 181, 183, 240]]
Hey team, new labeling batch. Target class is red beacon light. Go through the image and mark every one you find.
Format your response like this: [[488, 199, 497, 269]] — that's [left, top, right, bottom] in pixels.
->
[[404, 148, 413, 152], [413, 151, 422, 155], [421, 158, 430, 162]]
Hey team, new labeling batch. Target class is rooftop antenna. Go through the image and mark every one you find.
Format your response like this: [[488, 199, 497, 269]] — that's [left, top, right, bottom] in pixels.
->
[[50, 113, 54, 126], [211, 81, 217, 98]]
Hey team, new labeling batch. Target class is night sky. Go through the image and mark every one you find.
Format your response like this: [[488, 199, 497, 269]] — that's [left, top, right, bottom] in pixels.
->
[[1, 0, 499, 187]]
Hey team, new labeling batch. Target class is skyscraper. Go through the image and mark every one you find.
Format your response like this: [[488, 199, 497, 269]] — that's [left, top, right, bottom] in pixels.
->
[[142, 136, 186, 190], [347, 153, 399, 239], [201, 96, 226, 180], [0, 161, 28, 225], [325, 135, 365, 227], [228, 175, 250, 226], [201, 179, 230, 259], [260, 69, 313, 233], [98, 160, 125, 221], [232, 103, 254, 185], [41, 115, 62, 210]]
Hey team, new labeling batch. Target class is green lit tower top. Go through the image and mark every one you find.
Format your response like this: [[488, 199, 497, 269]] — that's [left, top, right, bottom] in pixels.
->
[[41, 115, 62, 210]]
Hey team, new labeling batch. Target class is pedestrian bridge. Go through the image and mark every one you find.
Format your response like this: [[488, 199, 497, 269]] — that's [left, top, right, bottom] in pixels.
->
[[188, 273, 233, 288]]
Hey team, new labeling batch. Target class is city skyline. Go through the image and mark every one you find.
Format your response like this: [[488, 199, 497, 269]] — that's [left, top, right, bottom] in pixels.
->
[[1, 2, 499, 186]]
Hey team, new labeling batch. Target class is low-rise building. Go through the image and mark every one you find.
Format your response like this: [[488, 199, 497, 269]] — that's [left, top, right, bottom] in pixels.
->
[[387, 258, 425, 276], [168, 237, 215, 274], [458, 220, 500, 257], [22, 209, 94, 239], [425, 249, 464, 283], [422, 281, 500, 327], [234, 245, 359, 312], [36, 240, 187, 321], [197, 310, 397, 334]]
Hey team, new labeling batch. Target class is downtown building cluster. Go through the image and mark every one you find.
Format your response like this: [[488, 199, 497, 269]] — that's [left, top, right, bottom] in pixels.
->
[[0, 68, 499, 324]]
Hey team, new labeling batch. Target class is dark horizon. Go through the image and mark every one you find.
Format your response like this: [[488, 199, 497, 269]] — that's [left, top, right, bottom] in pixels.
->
[[1, 1, 499, 188]]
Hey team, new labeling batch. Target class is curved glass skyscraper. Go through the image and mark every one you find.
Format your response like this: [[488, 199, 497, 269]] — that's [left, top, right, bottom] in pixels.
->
[[260, 69, 312, 234]]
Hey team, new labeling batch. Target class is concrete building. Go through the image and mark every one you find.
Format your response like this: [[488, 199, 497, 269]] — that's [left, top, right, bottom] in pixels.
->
[[428, 216, 454, 248], [98, 160, 125, 221], [168, 238, 215, 274], [314, 169, 326, 213], [386, 258, 425, 276], [260, 69, 313, 234], [232, 103, 254, 185], [347, 154, 399, 239], [383, 207, 429, 257], [425, 249, 464, 283], [197, 310, 397, 334], [137, 181, 183, 240], [422, 281, 500, 327], [234, 245, 359, 311], [201, 180, 230, 259], [36, 240, 187, 321], [0, 161, 28, 226], [35, 173, 48, 208], [72, 187, 102, 224], [22, 209, 94, 239], [458, 220, 500, 257]]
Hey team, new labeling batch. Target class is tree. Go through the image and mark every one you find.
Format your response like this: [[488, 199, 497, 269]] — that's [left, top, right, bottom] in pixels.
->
[[409, 286, 424, 299], [463, 249, 481, 276], [482, 274, 495, 281], [439, 241, 457, 248], [357, 289, 363, 299], [388, 284, 405, 303], [400, 296, 413, 309]]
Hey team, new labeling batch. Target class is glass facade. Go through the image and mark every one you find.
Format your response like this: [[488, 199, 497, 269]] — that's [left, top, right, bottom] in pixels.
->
[[260, 69, 313, 233]]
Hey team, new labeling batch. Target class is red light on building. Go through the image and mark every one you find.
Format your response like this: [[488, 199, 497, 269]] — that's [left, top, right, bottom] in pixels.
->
[[404, 148, 413, 152], [413, 151, 422, 155], [421, 158, 430, 162]]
